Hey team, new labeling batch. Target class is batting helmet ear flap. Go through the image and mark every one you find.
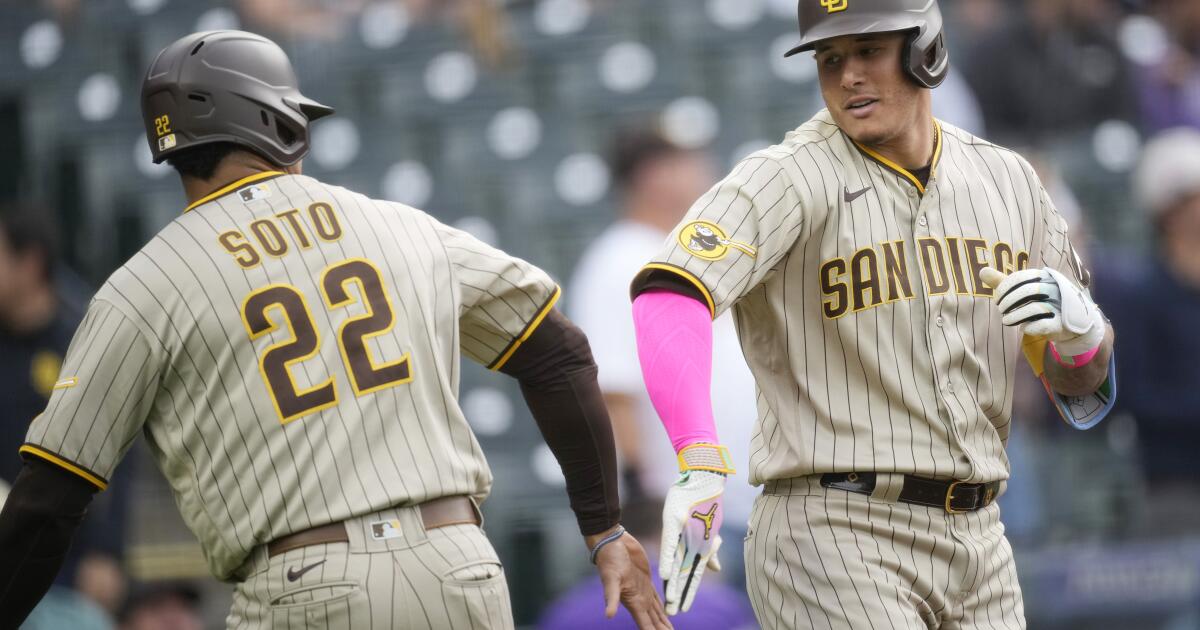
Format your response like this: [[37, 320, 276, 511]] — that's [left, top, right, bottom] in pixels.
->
[[903, 28, 948, 89]]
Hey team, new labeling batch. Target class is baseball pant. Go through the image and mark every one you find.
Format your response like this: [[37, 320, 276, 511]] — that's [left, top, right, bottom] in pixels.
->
[[226, 504, 514, 629], [745, 474, 1025, 630]]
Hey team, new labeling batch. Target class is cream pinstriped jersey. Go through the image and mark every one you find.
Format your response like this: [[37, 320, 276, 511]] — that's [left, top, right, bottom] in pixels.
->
[[23, 172, 558, 579], [633, 109, 1087, 487]]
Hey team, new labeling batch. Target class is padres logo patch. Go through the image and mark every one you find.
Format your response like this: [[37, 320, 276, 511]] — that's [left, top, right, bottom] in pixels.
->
[[678, 221, 757, 261], [821, 0, 848, 13]]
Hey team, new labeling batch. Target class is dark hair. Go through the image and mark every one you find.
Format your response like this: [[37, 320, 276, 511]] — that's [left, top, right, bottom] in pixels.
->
[[164, 141, 243, 180], [609, 129, 684, 189], [0, 207, 58, 282]]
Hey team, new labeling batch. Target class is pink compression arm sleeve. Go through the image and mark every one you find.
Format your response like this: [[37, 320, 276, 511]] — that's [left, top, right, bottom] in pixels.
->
[[632, 290, 719, 452]]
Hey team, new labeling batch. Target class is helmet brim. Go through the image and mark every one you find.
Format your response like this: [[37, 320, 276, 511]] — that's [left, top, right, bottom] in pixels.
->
[[781, 14, 922, 57], [286, 95, 335, 121]]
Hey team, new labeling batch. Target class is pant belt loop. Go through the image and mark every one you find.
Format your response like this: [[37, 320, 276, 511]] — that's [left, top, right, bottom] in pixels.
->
[[870, 473, 905, 504], [468, 496, 485, 529]]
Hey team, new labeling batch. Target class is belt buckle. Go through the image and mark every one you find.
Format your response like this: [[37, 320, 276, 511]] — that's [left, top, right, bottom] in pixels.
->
[[944, 480, 968, 513]]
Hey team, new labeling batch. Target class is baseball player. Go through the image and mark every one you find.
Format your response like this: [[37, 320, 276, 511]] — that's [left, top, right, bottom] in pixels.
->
[[630, 1, 1117, 628], [0, 31, 671, 630]]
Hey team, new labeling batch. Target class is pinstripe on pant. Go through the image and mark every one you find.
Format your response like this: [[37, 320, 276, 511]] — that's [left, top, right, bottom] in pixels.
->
[[744, 475, 1024, 630], [226, 504, 514, 629]]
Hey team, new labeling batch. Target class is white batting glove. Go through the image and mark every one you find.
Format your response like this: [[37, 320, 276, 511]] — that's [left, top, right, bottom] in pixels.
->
[[660, 443, 735, 615], [980, 267, 1106, 356]]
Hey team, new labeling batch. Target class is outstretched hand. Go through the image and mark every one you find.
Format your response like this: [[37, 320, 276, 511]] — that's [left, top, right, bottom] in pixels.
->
[[591, 528, 673, 630]]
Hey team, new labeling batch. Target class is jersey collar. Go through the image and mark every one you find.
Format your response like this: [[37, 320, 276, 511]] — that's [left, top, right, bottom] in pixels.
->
[[850, 120, 942, 195], [183, 170, 286, 213]]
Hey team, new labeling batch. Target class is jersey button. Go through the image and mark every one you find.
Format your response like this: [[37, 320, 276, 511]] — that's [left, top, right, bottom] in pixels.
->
[[908, 189, 918, 198], [918, 216, 928, 227], [936, 316, 945, 327]]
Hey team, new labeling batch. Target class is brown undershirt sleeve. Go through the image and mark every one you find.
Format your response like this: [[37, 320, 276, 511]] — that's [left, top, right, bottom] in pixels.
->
[[498, 309, 621, 535]]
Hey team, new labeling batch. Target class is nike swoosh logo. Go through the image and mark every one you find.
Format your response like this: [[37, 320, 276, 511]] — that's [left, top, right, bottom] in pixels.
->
[[286, 560, 326, 582], [844, 185, 871, 203]]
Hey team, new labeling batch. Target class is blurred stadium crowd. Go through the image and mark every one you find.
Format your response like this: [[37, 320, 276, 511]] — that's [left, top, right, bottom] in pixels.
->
[[0, 0, 1198, 628]]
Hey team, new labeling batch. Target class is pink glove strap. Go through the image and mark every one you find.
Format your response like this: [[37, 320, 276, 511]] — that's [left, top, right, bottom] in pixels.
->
[[1049, 342, 1100, 368], [632, 290, 718, 452]]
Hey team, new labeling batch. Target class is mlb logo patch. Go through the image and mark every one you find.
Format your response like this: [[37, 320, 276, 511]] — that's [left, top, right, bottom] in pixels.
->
[[370, 519, 403, 541], [157, 134, 176, 151], [238, 184, 271, 202]]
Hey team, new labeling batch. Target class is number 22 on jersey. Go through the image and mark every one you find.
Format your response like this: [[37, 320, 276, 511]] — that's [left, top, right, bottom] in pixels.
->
[[241, 258, 412, 423]]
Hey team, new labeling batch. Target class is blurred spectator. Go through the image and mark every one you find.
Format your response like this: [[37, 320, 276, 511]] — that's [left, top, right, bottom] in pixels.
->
[[1095, 128, 1200, 535], [0, 209, 80, 483], [1137, 0, 1200, 132], [422, 0, 517, 67], [237, 0, 365, 41], [567, 130, 758, 556], [21, 588, 114, 630], [537, 499, 756, 630], [0, 208, 129, 616], [118, 582, 203, 630], [947, 0, 1009, 41], [961, 0, 1137, 146], [238, 0, 515, 66]]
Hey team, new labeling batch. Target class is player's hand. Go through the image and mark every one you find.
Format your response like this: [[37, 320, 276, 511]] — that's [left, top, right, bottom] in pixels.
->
[[590, 527, 673, 630], [980, 267, 1105, 356], [660, 469, 726, 615]]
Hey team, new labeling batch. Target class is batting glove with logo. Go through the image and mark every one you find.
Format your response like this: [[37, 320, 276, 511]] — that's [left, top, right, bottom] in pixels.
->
[[980, 267, 1106, 357], [660, 443, 735, 615]]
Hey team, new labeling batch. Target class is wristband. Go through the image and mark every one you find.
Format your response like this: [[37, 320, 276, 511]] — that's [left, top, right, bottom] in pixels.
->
[[677, 443, 736, 475], [1050, 341, 1100, 368], [589, 525, 626, 564]]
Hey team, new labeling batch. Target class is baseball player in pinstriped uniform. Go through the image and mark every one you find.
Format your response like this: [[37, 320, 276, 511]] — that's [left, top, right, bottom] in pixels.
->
[[0, 31, 672, 630], [629, 1, 1117, 628]]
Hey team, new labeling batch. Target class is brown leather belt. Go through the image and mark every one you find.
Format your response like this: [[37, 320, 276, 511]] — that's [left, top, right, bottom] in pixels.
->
[[267, 496, 480, 557], [820, 472, 1000, 513]]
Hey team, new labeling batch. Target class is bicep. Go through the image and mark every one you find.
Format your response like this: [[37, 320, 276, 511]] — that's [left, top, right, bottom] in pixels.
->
[[631, 156, 804, 316]]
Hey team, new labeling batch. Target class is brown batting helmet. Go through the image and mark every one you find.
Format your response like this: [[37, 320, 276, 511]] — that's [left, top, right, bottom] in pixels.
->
[[783, 0, 949, 89], [141, 30, 334, 166]]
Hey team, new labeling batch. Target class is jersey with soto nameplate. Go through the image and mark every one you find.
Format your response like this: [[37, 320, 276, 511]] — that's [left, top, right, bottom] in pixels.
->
[[632, 109, 1090, 486], [22, 172, 559, 579]]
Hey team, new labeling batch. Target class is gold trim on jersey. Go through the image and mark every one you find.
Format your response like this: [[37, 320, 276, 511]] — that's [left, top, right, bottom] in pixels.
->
[[19, 444, 108, 490], [52, 376, 79, 390], [851, 120, 943, 194], [489, 286, 562, 371], [183, 171, 286, 213], [636, 263, 717, 319]]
